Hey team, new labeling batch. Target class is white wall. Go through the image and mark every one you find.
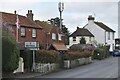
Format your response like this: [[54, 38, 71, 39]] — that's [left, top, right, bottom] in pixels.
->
[[84, 23, 105, 44], [68, 36, 94, 48], [84, 21, 115, 51], [106, 31, 115, 51]]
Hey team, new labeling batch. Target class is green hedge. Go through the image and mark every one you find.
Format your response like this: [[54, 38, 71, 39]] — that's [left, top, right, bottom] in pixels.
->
[[35, 50, 59, 63], [2, 31, 20, 72]]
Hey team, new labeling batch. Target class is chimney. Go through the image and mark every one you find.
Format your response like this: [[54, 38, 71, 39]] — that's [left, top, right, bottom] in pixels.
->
[[26, 10, 34, 21], [14, 10, 16, 14], [77, 27, 79, 29], [88, 15, 94, 24]]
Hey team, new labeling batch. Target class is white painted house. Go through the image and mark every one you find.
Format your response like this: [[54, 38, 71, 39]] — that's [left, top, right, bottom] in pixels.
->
[[68, 27, 95, 48], [84, 15, 115, 51]]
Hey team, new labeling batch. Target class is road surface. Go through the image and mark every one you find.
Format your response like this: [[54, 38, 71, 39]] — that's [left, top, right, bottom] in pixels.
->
[[35, 57, 118, 78]]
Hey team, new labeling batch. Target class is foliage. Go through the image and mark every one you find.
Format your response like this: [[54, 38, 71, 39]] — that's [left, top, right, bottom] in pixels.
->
[[80, 37, 86, 44], [63, 50, 92, 60], [92, 45, 110, 60], [69, 44, 96, 52], [2, 31, 20, 72], [35, 50, 59, 63], [48, 17, 70, 45]]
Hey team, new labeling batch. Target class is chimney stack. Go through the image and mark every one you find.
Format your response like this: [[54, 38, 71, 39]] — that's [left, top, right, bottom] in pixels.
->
[[88, 15, 95, 24], [14, 10, 16, 14], [26, 10, 34, 21], [88, 15, 94, 21]]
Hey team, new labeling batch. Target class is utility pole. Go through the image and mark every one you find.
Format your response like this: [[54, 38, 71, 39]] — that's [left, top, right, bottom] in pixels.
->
[[58, 2, 64, 29]]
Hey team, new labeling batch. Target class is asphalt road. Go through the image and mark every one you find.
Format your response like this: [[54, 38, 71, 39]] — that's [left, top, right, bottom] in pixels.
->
[[35, 57, 118, 78]]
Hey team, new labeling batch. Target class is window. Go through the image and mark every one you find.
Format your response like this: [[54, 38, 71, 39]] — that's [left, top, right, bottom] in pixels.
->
[[73, 37, 76, 41], [108, 32, 110, 40], [32, 29, 36, 38], [112, 33, 114, 40], [89, 37, 91, 41], [58, 33, 62, 41], [21, 27, 25, 37], [52, 33, 56, 40]]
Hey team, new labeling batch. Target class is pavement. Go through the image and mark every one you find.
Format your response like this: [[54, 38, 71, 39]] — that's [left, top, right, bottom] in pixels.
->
[[2, 72, 42, 79], [1, 56, 119, 79]]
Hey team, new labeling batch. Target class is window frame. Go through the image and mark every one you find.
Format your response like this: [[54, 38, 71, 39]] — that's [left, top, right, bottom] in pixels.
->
[[73, 37, 76, 41], [32, 28, 37, 38], [52, 33, 56, 40], [108, 32, 110, 40], [20, 27, 25, 37], [58, 33, 62, 41]]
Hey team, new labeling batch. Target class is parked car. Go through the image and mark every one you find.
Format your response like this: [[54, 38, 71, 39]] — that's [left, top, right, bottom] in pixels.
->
[[112, 49, 120, 57]]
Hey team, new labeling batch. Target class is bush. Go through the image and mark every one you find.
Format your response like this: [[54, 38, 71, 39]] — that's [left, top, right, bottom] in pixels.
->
[[63, 50, 92, 60], [2, 31, 20, 72], [35, 50, 59, 63], [92, 45, 110, 60]]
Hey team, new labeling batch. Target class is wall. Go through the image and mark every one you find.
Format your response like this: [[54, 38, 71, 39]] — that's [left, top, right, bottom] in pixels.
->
[[84, 23, 105, 44], [106, 31, 115, 51], [69, 36, 94, 47], [12, 26, 46, 49]]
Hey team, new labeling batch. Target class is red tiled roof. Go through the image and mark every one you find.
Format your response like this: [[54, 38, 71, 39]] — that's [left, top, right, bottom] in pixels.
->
[[1, 12, 42, 29], [52, 43, 68, 51], [35, 20, 63, 33]]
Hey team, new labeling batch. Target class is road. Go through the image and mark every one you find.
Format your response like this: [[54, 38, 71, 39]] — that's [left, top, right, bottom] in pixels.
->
[[35, 57, 118, 78]]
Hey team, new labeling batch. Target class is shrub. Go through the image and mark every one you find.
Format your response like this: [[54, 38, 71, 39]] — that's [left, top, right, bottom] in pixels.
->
[[92, 45, 110, 60], [35, 50, 59, 63], [63, 50, 92, 60], [80, 37, 86, 44], [2, 31, 20, 72]]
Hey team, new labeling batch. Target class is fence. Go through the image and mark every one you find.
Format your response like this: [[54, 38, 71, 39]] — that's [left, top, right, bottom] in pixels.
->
[[34, 63, 59, 74]]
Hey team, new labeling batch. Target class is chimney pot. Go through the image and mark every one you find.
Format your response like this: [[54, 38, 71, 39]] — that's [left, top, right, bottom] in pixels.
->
[[88, 15, 94, 21], [14, 10, 16, 14]]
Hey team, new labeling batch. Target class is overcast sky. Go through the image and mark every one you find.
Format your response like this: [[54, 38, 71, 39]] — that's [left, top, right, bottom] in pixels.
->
[[0, 0, 119, 38]]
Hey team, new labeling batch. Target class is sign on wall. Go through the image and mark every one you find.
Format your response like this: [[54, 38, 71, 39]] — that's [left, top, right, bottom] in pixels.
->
[[25, 42, 39, 50]]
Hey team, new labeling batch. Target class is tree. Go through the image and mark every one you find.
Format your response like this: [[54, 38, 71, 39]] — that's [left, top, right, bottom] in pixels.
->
[[80, 37, 86, 44], [2, 30, 20, 72], [48, 17, 70, 45]]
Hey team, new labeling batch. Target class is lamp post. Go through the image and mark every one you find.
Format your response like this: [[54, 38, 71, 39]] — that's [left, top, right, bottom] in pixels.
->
[[58, 2, 64, 29]]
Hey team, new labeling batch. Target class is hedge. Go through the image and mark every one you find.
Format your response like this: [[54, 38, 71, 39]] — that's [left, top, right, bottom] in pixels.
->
[[35, 50, 59, 63], [2, 31, 20, 72], [63, 50, 92, 60]]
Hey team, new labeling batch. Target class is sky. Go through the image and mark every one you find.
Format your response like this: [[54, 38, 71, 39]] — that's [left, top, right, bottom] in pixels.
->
[[0, 0, 119, 38]]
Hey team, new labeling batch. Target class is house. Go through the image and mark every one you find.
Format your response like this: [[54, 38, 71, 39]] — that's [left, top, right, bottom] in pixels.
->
[[68, 27, 95, 48], [1, 10, 46, 50], [1, 10, 46, 71], [35, 20, 68, 51], [84, 15, 115, 51]]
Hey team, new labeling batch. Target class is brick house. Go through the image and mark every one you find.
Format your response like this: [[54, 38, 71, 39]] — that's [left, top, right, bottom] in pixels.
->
[[35, 20, 68, 51], [1, 11, 46, 50]]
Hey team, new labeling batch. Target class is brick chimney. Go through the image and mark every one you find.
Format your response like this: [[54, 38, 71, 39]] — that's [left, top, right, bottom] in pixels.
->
[[26, 10, 34, 21], [88, 15, 94, 24]]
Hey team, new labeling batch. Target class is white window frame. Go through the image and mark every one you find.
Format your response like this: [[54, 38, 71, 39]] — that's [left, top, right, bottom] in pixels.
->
[[52, 33, 56, 40], [21, 27, 25, 37], [32, 29, 36, 38], [58, 33, 62, 41], [73, 37, 76, 41]]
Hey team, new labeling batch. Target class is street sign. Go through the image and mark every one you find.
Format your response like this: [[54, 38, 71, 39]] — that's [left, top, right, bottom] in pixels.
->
[[25, 42, 39, 50]]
